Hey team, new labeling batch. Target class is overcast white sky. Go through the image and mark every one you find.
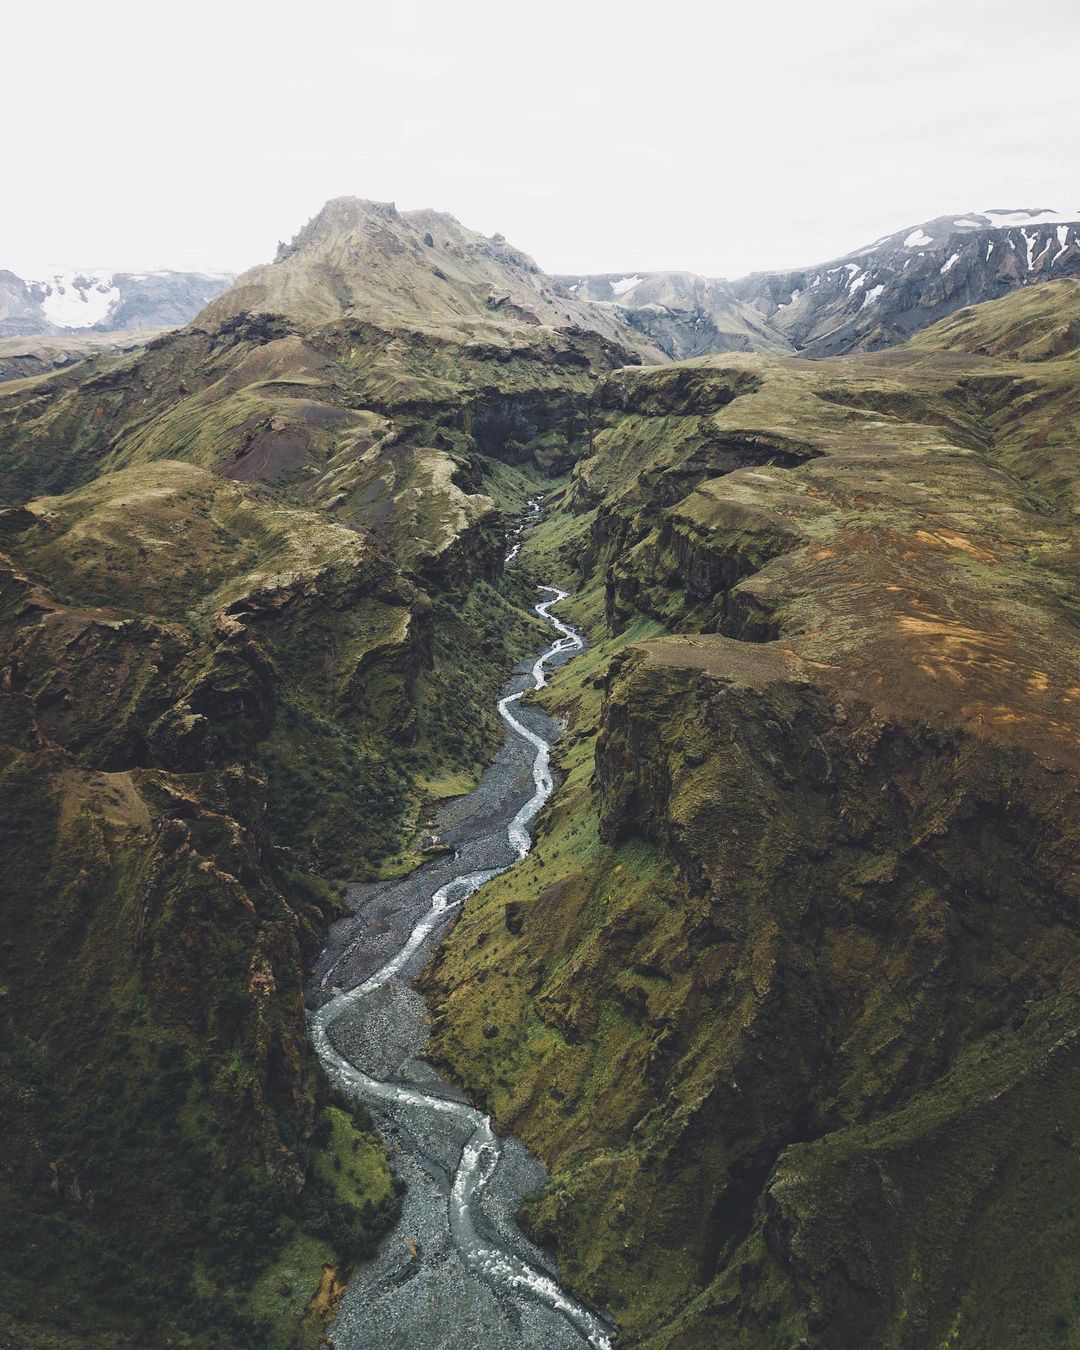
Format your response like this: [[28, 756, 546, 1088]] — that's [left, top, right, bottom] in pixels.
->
[[4, 0, 1079, 280]]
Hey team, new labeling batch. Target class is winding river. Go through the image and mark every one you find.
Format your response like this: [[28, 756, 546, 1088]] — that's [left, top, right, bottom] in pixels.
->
[[307, 516, 613, 1348]]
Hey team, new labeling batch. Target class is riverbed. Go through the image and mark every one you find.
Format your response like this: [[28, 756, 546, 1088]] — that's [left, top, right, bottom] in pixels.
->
[[306, 576, 613, 1349]]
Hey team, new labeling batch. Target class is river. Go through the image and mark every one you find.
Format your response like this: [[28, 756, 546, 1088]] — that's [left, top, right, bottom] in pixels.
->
[[306, 519, 614, 1348]]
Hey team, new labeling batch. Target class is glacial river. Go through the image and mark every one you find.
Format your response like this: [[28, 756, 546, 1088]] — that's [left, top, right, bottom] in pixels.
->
[[307, 522, 613, 1348]]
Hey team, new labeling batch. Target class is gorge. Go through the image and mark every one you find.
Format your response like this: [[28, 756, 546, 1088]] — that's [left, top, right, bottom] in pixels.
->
[[308, 573, 613, 1347], [1, 197, 1078, 1350]]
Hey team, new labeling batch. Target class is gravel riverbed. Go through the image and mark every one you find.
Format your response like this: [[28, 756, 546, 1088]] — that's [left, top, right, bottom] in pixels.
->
[[306, 589, 613, 1349]]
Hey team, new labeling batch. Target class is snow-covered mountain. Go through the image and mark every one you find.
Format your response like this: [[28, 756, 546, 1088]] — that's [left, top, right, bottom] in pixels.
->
[[731, 208, 1080, 356], [560, 209, 1080, 360], [0, 266, 233, 337]]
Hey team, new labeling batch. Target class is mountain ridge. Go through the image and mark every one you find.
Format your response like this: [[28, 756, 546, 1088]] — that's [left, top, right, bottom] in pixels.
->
[[559, 207, 1080, 360], [198, 196, 660, 361]]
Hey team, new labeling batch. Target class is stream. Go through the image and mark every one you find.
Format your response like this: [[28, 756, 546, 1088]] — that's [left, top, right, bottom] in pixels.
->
[[307, 510, 613, 1349]]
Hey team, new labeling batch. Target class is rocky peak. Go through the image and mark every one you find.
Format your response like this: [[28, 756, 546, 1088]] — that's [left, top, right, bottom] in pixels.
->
[[275, 196, 402, 261], [199, 196, 655, 353]]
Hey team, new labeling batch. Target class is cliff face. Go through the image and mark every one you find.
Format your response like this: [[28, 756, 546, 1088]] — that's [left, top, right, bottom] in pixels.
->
[[585, 643, 1080, 1347], [425, 282, 1080, 1347]]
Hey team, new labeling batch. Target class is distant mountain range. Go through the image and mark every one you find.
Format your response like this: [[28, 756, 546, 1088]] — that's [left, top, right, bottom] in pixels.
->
[[0, 265, 233, 338], [6, 207, 1079, 370], [559, 207, 1080, 359], [552, 270, 790, 359]]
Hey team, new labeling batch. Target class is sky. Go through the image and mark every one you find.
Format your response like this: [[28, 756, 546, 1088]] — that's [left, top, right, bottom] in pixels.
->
[[4, 0, 1080, 280]]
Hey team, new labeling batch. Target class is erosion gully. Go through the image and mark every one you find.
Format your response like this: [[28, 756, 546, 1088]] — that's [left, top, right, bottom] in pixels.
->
[[307, 499, 614, 1349]]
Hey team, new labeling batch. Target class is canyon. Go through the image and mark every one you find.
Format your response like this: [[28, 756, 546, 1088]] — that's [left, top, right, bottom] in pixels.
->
[[1, 198, 1078, 1349]]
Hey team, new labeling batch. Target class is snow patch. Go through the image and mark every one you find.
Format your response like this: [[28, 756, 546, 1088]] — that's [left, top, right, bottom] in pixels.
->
[[1053, 225, 1073, 266], [904, 229, 933, 248], [30, 269, 121, 329], [861, 283, 885, 309], [609, 274, 644, 297], [947, 209, 1080, 231], [983, 208, 1078, 229], [940, 252, 961, 275]]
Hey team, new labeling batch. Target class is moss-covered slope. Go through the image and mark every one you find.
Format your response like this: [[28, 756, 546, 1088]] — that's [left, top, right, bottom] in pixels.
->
[[0, 197, 633, 1346], [426, 282, 1080, 1348]]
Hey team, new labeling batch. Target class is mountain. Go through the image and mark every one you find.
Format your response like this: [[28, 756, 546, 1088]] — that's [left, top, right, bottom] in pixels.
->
[[0, 196, 650, 1346], [426, 280, 1080, 1348], [204, 197, 651, 353], [0, 198, 652, 550], [0, 264, 233, 338], [733, 207, 1080, 356], [3, 196, 1080, 1350], [561, 208, 1080, 362], [553, 270, 793, 359]]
